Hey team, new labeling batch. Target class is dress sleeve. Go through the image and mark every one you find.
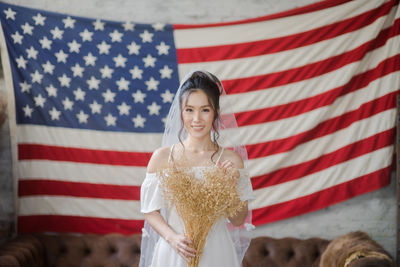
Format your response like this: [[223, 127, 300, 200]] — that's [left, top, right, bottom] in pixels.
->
[[140, 172, 164, 213], [237, 168, 254, 202]]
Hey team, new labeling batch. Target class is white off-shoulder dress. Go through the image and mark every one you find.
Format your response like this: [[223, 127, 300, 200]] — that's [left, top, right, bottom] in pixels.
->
[[140, 149, 254, 267]]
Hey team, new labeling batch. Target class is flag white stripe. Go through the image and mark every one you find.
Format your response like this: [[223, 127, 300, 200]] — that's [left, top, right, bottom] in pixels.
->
[[17, 124, 162, 152], [18, 161, 147, 186], [221, 34, 400, 113], [247, 109, 395, 177], [250, 146, 393, 209], [19, 196, 144, 220], [178, 10, 397, 80], [174, 0, 386, 48]]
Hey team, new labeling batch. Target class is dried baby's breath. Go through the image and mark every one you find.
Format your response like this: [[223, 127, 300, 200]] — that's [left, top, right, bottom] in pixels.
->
[[158, 163, 245, 267]]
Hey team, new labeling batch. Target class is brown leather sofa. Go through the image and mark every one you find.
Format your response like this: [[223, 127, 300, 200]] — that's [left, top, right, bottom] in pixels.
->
[[0, 233, 328, 267], [0, 232, 393, 267]]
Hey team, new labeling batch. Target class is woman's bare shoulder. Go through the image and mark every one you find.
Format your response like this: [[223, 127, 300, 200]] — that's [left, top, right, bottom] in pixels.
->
[[147, 146, 172, 173]]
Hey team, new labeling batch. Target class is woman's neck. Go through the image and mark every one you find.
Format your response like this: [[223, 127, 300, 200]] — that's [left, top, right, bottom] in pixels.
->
[[183, 137, 216, 153]]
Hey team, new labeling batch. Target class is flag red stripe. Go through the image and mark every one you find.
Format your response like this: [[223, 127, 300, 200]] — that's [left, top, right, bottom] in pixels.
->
[[18, 144, 152, 166], [236, 55, 400, 127], [223, 19, 400, 94], [252, 128, 394, 190], [173, 0, 353, 29], [18, 180, 141, 200], [246, 91, 397, 159], [177, 1, 394, 63], [252, 166, 392, 225], [18, 215, 144, 235]]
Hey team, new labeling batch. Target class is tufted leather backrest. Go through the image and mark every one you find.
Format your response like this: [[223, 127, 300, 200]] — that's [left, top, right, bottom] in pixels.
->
[[37, 233, 142, 267], [243, 236, 330, 267]]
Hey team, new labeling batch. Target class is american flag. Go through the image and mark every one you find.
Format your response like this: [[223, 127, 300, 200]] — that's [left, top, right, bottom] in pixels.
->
[[0, 0, 399, 234]]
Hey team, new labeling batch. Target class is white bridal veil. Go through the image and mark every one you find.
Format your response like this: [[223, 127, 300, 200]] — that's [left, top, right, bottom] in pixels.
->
[[139, 70, 253, 267]]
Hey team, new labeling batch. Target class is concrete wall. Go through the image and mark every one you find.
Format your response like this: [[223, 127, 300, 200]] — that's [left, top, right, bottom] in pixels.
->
[[0, 0, 396, 258]]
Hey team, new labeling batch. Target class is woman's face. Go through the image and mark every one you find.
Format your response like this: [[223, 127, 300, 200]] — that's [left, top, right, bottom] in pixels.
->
[[181, 90, 215, 140]]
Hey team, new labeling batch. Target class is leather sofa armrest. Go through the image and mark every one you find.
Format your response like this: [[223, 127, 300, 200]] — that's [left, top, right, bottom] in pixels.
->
[[0, 235, 45, 267]]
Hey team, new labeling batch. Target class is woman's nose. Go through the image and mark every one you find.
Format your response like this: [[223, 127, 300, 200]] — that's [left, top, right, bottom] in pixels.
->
[[193, 111, 201, 121]]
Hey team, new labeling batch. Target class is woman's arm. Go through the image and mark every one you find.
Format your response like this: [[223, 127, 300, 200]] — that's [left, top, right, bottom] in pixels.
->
[[144, 211, 196, 262], [218, 149, 249, 227], [228, 201, 248, 226], [143, 147, 196, 262]]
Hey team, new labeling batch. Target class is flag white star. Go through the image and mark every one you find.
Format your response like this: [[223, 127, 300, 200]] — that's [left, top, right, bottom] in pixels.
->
[[116, 77, 130, 91], [156, 41, 170, 55], [39, 36, 52, 50], [32, 13, 46, 25], [11, 31, 23, 44], [76, 110, 89, 124], [132, 114, 146, 128], [4, 8, 16, 20], [152, 22, 166, 31], [45, 84, 57, 97], [147, 102, 161, 115], [117, 102, 131, 115], [23, 105, 33, 117], [34, 94, 46, 107], [113, 54, 127, 67], [62, 97, 74, 110], [31, 70, 43, 84], [63, 16, 76, 28], [161, 89, 174, 103], [87, 76, 101, 90], [132, 90, 146, 103], [97, 41, 111, 55], [104, 113, 117, 126], [21, 22, 34, 35], [89, 101, 102, 114], [71, 63, 84, 77], [68, 40, 81, 53], [26, 46, 38, 59], [140, 30, 153, 43], [127, 41, 141, 55], [143, 54, 156, 67], [161, 115, 168, 126], [99, 65, 114, 79], [145, 77, 159, 91], [73, 88, 86, 101], [51, 26, 64, 40], [16, 56, 27, 69], [159, 65, 173, 79], [55, 49, 68, 63], [93, 19, 105, 31], [102, 89, 116, 103], [80, 29, 93, 42], [49, 107, 61, 120], [20, 81, 31, 93], [83, 52, 97, 66], [109, 29, 123, 42], [42, 61, 55, 74], [123, 21, 135, 31], [58, 74, 71, 87], [129, 65, 143, 79]]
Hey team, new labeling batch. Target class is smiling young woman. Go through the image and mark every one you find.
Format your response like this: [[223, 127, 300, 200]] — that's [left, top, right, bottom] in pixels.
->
[[139, 70, 254, 267]]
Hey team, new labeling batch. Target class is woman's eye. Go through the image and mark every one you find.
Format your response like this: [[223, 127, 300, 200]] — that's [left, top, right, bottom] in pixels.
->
[[202, 108, 210, 112], [185, 108, 193, 112]]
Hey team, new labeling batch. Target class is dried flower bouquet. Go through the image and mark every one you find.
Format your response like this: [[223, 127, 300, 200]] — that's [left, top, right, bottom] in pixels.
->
[[159, 164, 245, 267]]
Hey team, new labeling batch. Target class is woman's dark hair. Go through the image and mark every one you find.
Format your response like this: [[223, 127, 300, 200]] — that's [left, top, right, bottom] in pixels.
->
[[178, 71, 222, 162]]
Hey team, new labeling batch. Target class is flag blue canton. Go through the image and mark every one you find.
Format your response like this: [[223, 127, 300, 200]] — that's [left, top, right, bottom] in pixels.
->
[[1, 2, 180, 133]]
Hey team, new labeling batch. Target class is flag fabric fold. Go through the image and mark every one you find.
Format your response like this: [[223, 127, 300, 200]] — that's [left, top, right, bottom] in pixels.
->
[[0, 0, 399, 234]]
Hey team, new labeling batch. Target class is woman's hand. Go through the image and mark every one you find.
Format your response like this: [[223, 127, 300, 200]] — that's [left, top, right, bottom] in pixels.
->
[[166, 232, 196, 262], [218, 159, 240, 179]]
